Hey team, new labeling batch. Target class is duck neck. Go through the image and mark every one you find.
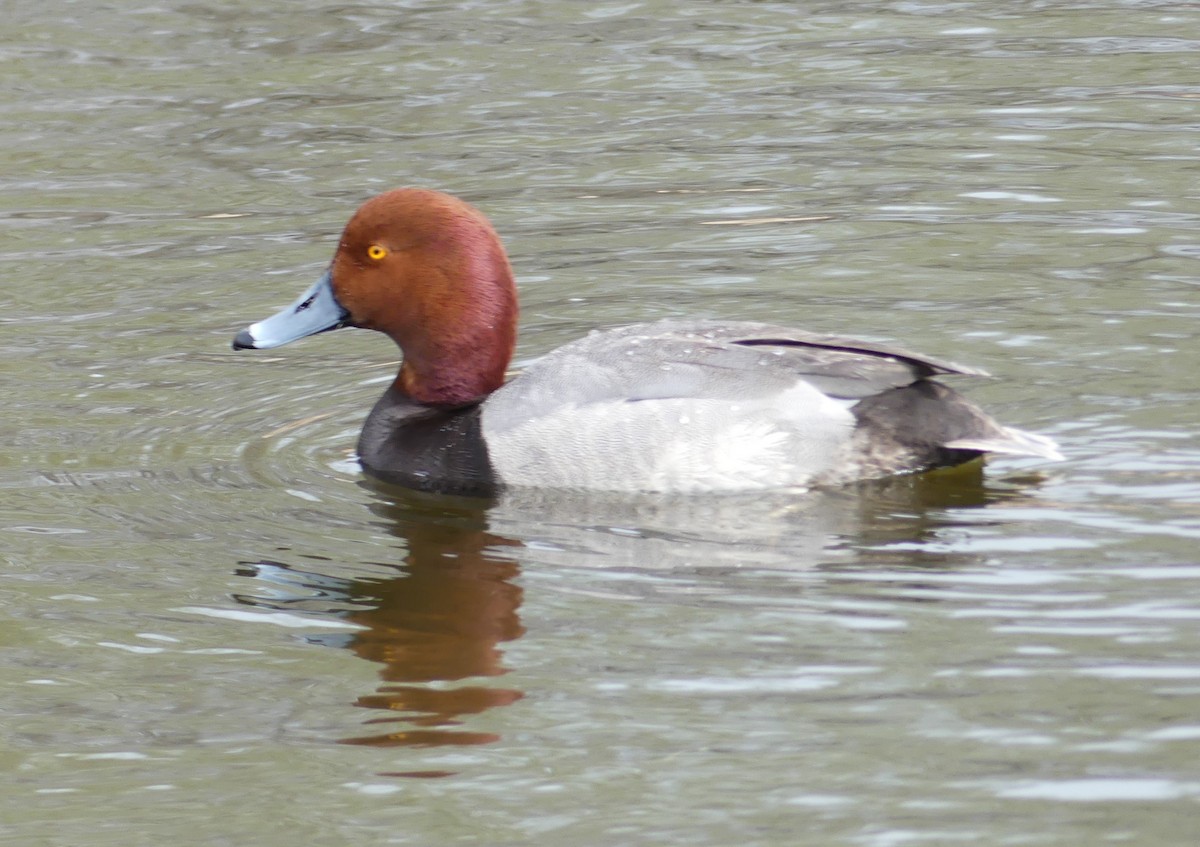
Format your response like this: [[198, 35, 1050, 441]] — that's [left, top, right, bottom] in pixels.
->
[[397, 340, 509, 408], [394, 268, 517, 408]]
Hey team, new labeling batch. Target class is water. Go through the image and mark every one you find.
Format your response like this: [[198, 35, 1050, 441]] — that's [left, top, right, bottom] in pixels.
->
[[3, 0, 1200, 844]]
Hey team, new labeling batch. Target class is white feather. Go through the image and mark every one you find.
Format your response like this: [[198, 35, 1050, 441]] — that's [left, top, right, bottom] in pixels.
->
[[483, 383, 856, 493]]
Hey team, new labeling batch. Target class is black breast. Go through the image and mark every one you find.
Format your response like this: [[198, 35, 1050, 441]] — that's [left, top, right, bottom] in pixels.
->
[[357, 389, 498, 497]]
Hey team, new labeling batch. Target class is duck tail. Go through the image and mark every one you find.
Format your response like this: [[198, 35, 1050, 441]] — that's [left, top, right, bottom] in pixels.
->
[[945, 426, 1064, 462]]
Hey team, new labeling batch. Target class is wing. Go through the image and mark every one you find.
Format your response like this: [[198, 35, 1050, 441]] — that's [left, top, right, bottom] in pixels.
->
[[483, 319, 984, 434]]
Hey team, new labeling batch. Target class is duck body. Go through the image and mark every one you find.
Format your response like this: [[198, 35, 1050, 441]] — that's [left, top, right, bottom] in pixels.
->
[[234, 188, 1061, 496]]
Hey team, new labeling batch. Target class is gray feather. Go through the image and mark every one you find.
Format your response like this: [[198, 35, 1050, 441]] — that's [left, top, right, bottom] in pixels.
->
[[485, 319, 983, 433]]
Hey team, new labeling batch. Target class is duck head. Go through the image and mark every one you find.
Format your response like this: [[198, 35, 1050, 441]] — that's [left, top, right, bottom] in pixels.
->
[[233, 188, 518, 407]]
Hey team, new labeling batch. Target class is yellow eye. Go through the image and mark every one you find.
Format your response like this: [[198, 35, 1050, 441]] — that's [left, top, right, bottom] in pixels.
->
[[367, 244, 388, 261]]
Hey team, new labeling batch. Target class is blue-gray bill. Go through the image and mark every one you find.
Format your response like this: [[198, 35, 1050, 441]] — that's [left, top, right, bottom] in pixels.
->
[[233, 270, 349, 350]]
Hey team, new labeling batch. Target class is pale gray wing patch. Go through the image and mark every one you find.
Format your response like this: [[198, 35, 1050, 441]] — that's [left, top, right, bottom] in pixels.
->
[[622, 319, 988, 376], [710, 331, 987, 378], [485, 319, 976, 433]]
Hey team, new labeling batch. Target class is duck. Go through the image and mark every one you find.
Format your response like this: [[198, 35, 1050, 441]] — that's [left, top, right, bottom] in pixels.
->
[[233, 187, 1062, 496]]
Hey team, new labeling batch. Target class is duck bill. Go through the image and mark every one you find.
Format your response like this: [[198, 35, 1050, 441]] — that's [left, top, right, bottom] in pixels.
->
[[232, 270, 350, 350]]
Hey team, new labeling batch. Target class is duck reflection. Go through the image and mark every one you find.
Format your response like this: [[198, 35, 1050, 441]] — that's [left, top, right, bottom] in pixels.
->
[[476, 459, 1040, 576], [342, 488, 523, 747], [236, 486, 524, 748], [233, 459, 1046, 750]]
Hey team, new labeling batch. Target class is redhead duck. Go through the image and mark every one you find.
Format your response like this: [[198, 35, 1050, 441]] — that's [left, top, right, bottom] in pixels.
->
[[233, 188, 1061, 496]]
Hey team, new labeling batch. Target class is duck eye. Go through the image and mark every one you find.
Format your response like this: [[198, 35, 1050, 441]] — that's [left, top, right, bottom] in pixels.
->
[[367, 244, 388, 261]]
